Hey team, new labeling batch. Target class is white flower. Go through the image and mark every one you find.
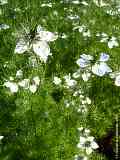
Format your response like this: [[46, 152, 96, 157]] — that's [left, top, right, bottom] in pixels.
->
[[15, 39, 28, 54], [18, 79, 30, 89], [85, 97, 91, 104], [64, 75, 77, 87], [79, 136, 86, 145], [53, 76, 61, 85], [87, 136, 94, 142], [33, 76, 40, 86], [108, 37, 119, 49], [4, 81, 18, 93], [115, 75, 120, 86], [92, 62, 112, 76], [99, 53, 109, 62], [76, 54, 93, 68], [9, 76, 14, 81], [61, 33, 68, 39], [16, 70, 23, 78], [83, 157, 88, 160], [84, 129, 90, 134], [77, 127, 84, 131], [83, 30, 91, 37], [0, 0, 8, 5], [76, 58, 89, 68], [29, 84, 37, 93], [0, 136, 4, 140], [0, 24, 9, 30], [82, 72, 91, 81], [91, 141, 99, 149], [36, 31, 58, 42], [33, 41, 51, 63]]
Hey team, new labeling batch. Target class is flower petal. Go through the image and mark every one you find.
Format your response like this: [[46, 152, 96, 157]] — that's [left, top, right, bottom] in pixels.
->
[[33, 41, 51, 63]]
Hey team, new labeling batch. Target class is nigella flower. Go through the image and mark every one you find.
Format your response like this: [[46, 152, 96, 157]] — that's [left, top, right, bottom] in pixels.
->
[[108, 36, 119, 49], [92, 62, 112, 77], [14, 25, 58, 63], [53, 76, 61, 85], [76, 54, 93, 68], [92, 53, 112, 77], [4, 81, 19, 93]]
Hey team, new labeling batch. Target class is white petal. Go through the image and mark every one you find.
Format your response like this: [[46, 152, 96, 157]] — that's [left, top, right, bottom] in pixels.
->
[[29, 84, 37, 93], [87, 136, 94, 142], [82, 72, 91, 81], [33, 41, 50, 63], [16, 70, 23, 78], [53, 76, 61, 85], [77, 143, 84, 148], [79, 136, 86, 144], [85, 97, 91, 104], [76, 58, 89, 68], [84, 129, 90, 134], [115, 75, 120, 86], [80, 54, 93, 61], [99, 53, 109, 62], [91, 141, 99, 149], [18, 79, 30, 89], [37, 31, 58, 42], [15, 39, 28, 54], [33, 76, 40, 86], [109, 71, 120, 79], [0, 136, 4, 140], [77, 127, 84, 131]]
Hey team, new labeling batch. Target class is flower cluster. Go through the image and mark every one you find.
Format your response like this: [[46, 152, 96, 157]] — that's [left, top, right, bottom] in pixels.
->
[[76, 53, 112, 81], [4, 70, 40, 93]]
